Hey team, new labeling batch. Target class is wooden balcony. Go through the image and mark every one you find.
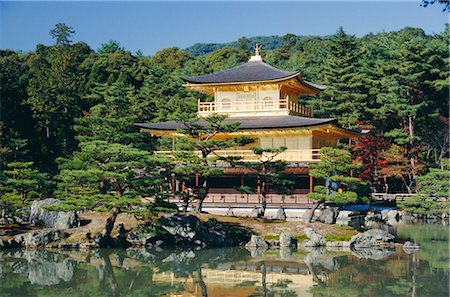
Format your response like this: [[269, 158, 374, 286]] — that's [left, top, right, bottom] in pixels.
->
[[198, 98, 312, 117], [157, 149, 321, 163]]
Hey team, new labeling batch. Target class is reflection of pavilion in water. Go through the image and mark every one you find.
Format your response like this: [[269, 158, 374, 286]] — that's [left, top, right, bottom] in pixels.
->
[[154, 260, 315, 297]]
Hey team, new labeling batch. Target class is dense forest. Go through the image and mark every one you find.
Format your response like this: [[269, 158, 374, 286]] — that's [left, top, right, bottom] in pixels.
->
[[1, 23, 448, 211]]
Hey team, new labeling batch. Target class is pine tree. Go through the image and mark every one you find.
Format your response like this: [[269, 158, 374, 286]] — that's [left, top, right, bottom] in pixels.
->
[[171, 114, 253, 213], [55, 141, 170, 238], [311, 27, 368, 128], [1, 161, 51, 206], [239, 146, 294, 217], [306, 147, 368, 222], [74, 81, 154, 150]]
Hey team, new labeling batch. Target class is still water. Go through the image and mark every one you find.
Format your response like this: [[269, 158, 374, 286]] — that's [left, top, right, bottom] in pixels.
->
[[0, 224, 448, 297]]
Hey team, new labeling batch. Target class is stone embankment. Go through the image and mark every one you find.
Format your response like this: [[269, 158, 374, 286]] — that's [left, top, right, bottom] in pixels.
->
[[243, 227, 416, 260], [0, 199, 426, 252]]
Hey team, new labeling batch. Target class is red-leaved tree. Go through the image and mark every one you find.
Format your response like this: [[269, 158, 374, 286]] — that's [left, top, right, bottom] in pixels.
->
[[352, 133, 391, 193]]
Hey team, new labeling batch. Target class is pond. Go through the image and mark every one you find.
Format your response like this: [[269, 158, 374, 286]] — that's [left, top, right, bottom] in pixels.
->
[[0, 223, 448, 297]]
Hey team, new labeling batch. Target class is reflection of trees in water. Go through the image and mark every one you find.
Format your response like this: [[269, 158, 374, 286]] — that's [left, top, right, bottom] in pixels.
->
[[309, 251, 449, 297], [245, 262, 298, 297], [0, 243, 448, 297]]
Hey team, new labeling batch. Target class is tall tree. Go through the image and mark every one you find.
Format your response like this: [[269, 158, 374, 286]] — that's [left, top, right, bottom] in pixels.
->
[[310, 27, 368, 128], [75, 81, 154, 150], [25, 41, 91, 170], [49, 23, 75, 47]]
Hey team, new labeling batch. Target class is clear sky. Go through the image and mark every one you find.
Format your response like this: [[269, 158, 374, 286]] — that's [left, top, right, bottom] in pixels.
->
[[0, 1, 448, 55]]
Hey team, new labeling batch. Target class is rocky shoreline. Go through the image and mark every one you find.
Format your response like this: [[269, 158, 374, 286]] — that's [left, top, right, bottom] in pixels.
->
[[0, 199, 430, 253]]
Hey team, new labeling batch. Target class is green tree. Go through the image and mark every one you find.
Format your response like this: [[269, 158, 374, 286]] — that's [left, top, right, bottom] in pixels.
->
[[55, 141, 169, 239], [239, 146, 294, 217], [49, 23, 75, 47], [75, 81, 154, 150], [97, 40, 124, 54], [306, 147, 368, 222], [311, 27, 368, 128], [1, 161, 50, 206], [171, 114, 253, 213], [25, 42, 91, 170], [379, 144, 424, 194]]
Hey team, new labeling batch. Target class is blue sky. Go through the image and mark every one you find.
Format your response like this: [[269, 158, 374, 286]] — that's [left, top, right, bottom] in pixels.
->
[[0, 1, 448, 55]]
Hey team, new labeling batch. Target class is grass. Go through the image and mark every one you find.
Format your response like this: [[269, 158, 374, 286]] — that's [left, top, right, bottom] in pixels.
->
[[324, 233, 354, 242], [293, 234, 308, 242], [264, 234, 279, 241], [264, 234, 308, 243]]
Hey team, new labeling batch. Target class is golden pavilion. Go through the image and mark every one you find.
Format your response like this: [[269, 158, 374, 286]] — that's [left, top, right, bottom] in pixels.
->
[[136, 48, 358, 207]]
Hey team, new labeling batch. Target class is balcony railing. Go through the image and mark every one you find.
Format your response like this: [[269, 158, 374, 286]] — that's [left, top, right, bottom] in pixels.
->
[[198, 98, 312, 117], [157, 149, 321, 163]]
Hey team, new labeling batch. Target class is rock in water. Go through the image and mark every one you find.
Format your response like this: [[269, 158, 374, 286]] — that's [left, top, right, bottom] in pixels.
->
[[317, 207, 339, 224], [403, 241, 420, 254], [24, 230, 66, 248], [349, 229, 395, 248], [159, 214, 202, 240], [302, 228, 327, 247], [279, 232, 293, 247], [245, 235, 268, 248], [155, 213, 249, 247], [29, 199, 78, 229]]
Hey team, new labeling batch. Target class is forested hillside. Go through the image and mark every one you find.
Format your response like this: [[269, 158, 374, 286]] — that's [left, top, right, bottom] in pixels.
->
[[184, 35, 285, 56], [1, 24, 448, 205]]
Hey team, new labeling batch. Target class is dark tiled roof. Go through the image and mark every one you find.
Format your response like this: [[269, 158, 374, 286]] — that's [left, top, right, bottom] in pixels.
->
[[181, 60, 299, 84], [135, 115, 336, 131]]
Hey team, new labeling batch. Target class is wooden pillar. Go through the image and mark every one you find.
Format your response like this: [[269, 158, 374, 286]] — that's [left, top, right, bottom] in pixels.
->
[[172, 137, 176, 151], [195, 174, 199, 187], [182, 182, 185, 193], [309, 175, 313, 193], [171, 174, 175, 194], [257, 176, 261, 194]]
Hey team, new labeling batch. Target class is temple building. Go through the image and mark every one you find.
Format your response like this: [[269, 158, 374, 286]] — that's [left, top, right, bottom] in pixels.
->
[[136, 49, 359, 209]]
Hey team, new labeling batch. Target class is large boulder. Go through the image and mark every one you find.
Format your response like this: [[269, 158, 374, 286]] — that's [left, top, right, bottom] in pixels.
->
[[349, 229, 395, 248], [245, 235, 268, 248], [364, 211, 386, 228], [24, 230, 66, 248], [155, 214, 250, 247], [279, 232, 294, 247], [317, 207, 339, 224], [301, 228, 327, 247], [29, 199, 78, 229]]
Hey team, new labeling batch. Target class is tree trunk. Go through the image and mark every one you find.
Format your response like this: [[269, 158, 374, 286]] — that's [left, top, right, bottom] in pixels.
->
[[194, 179, 208, 214], [102, 206, 121, 238], [114, 179, 124, 196], [101, 252, 120, 297], [99, 180, 107, 194], [261, 263, 267, 297], [307, 200, 323, 223], [194, 268, 208, 297], [260, 181, 267, 218], [408, 114, 418, 191], [181, 194, 189, 212], [384, 177, 389, 194]]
